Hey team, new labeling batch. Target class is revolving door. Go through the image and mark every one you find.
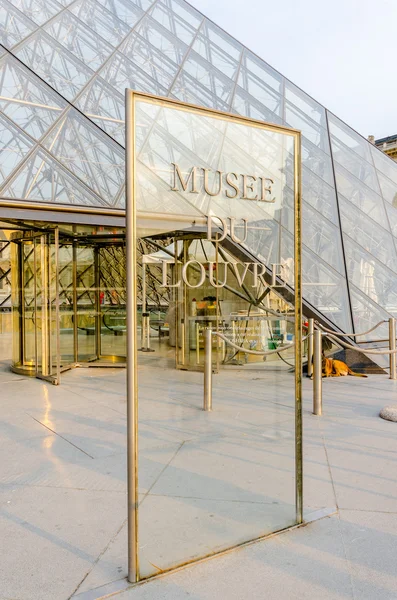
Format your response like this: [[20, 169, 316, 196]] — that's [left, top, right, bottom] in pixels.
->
[[11, 227, 126, 384]]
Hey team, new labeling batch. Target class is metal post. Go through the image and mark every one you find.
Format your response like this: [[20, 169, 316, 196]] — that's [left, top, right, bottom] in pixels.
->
[[203, 328, 212, 411], [54, 228, 61, 385], [139, 314, 154, 352], [140, 311, 146, 348], [313, 329, 322, 416], [389, 317, 396, 380], [126, 89, 138, 584], [307, 318, 314, 378], [196, 321, 200, 365], [181, 320, 185, 365], [146, 315, 150, 349]]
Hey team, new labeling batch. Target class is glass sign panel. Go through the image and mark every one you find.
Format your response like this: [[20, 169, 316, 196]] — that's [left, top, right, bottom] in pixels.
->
[[126, 91, 302, 582]]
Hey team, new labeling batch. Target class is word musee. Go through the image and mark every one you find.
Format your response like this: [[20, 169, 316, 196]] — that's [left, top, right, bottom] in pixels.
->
[[171, 163, 275, 203]]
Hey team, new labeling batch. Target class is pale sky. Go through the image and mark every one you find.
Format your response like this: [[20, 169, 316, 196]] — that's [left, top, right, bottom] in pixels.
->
[[191, 0, 397, 140]]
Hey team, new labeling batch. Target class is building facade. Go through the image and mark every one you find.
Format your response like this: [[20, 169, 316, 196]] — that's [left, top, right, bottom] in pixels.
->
[[374, 134, 397, 162]]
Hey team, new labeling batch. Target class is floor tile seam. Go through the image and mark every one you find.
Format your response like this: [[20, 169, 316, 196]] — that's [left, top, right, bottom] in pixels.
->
[[317, 433, 397, 451], [1, 482, 126, 493], [25, 413, 95, 459], [321, 380, 397, 394], [318, 418, 397, 436], [71, 576, 128, 600], [318, 441, 397, 498], [322, 444, 397, 461], [338, 507, 397, 514], [335, 511, 357, 600], [317, 441, 397, 466], [139, 416, 295, 438], [139, 441, 186, 506], [68, 517, 128, 600], [321, 431, 339, 511], [146, 491, 303, 505]]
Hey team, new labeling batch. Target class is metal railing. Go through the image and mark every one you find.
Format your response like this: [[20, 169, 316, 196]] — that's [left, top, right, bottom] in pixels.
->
[[310, 317, 397, 416], [202, 327, 306, 412], [202, 317, 397, 415]]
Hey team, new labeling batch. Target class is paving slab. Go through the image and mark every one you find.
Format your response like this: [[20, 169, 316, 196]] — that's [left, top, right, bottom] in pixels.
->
[[339, 509, 397, 600], [1, 331, 397, 600], [0, 486, 126, 600]]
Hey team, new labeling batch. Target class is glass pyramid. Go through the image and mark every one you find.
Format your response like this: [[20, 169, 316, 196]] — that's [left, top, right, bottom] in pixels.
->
[[1, 0, 397, 340]]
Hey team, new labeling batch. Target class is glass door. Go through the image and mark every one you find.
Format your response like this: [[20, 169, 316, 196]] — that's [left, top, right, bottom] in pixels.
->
[[34, 229, 61, 385]]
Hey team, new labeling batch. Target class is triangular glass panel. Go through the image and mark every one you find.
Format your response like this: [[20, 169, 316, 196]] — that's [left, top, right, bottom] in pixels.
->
[[150, 0, 201, 45], [1, 147, 109, 207], [0, 112, 34, 185], [8, 0, 62, 26], [122, 13, 188, 67], [350, 284, 390, 342], [192, 20, 242, 79], [44, 11, 114, 72], [334, 162, 388, 228], [69, 0, 131, 47], [328, 111, 372, 162], [43, 108, 125, 204], [385, 203, 397, 239], [14, 30, 93, 101], [301, 202, 345, 275], [282, 229, 351, 331], [339, 195, 397, 272], [370, 142, 397, 187], [231, 86, 283, 124], [99, 50, 169, 97], [343, 234, 397, 312], [0, 0, 37, 48], [239, 50, 283, 94], [172, 51, 234, 109], [120, 25, 186, 90], [300, 136, 334, 186], [285, 82, 327, 128], [301, 167, 339, 225], [0, 53, 67, 139], [95, 0, 144, 27], [377, 171, 397, 206], [284, 86, 330, 154], [75, 76, 125, 145]]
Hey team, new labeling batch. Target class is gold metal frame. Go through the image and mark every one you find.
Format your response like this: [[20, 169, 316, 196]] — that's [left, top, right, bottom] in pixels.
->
[[125, 89, 302, 583]]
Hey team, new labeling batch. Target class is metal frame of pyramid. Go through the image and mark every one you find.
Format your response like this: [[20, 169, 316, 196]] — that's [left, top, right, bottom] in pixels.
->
[[1, 0, 397, 341]]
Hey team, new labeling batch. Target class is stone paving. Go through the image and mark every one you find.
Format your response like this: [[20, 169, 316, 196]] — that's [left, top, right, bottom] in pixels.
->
[[1, 332, 397, 600]]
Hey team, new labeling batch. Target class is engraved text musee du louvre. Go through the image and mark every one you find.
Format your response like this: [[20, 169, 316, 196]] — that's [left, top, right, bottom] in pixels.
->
[[161, 259, 268, 290], [171, 163, 275, 203]]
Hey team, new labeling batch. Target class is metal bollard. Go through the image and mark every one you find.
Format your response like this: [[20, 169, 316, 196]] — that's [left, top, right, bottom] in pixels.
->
[[203, 328, 212, 411], [389, 317, 396, 380], [196, 322, 200, 365], [307, 318, 314, 378], [313, 329, 322, 416], [139, 314, 155, 352], [140, 312, 146, 347]]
